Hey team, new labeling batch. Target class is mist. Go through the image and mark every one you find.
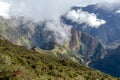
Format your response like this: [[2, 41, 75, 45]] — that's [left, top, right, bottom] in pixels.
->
[[0, 0, 120, 45], [1, 0, 119, 21], [44, 21, 71, 45], [64, 9, 106, 28]]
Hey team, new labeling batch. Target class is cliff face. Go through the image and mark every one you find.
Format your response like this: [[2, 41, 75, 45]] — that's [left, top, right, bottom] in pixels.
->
[[90, 45, 120, 77], [0, 17, 107, 65], [70, 28, 80, 49], [61, 4, 120, 77], [62, 4, 120, 45], [69, 28, 107, 63]]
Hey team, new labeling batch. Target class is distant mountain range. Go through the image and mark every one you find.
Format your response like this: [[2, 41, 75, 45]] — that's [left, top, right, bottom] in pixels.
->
[[62, 3, 120, 45], [61, 3, 120, 77], [0, 16, 107, 65], [1, 2, 120, 78]]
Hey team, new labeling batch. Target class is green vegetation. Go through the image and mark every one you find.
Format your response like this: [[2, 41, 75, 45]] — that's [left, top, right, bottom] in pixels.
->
[[0, 39, 119, 80]]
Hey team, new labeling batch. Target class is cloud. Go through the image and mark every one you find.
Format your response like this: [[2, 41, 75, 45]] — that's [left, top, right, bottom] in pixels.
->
[[64, 9, 106, 28], [1, 0, 119, 21], [96, 1, 120, 11], [0, 0, 119, 45], [3, 0, 92, 21], [116, 9, 120, 14], [0, 0, 11, 18], [44, 21, 71, 45]]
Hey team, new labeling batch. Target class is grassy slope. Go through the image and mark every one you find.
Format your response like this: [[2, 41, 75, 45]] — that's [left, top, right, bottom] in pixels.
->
[[0, 39, 118, 80]]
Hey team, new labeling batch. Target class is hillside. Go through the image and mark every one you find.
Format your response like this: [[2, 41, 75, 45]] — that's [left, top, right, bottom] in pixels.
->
[[1, 1, 120, 79], [0, 38, 118, 80], [0, 17, 107, 65], [61, 3, 120, 77], [90, 45, 120, 77]]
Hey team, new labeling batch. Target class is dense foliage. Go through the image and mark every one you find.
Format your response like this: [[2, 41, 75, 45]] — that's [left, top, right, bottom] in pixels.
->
[[0, 39, 118, 80]]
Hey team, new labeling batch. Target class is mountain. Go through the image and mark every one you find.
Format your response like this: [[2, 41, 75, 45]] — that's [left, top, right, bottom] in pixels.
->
[[61, 2, 120, 77], [0, 37, 118, 80], [106, 40, 120, 50], [1, 1, 120, 79], [0, 16, 36, 48], [0, 17, 107, 65], [62, 2, 120, 45], [90, 35, 120, 77], [90, 45, 120, 77]]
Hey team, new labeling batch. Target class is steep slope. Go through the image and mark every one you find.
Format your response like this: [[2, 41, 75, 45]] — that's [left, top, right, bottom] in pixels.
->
[[61, 3, 120, 77], [0, 17, 107, 65], [62, 3, 120, 45], [69, 28, 107, 63], [90, 45, 120, 77], [0, 17, 36, 48], [0, 38, 118, 80], [106, 40, 120, 50]]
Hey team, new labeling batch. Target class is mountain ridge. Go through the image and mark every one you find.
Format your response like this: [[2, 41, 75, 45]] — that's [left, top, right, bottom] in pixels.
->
[[62, 3, 120, 45], [0, 36, 118, 80], [0, 17, 107, 65]]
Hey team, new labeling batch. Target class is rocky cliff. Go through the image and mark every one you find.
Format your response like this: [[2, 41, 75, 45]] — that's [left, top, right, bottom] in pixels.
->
[[0, 17, 107, 65]]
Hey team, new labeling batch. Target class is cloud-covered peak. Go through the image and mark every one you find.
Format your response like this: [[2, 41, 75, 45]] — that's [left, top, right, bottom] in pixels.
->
[[64, 9, 106, 28], [44, 21, 71, 45], [0, 0, 11, 18]]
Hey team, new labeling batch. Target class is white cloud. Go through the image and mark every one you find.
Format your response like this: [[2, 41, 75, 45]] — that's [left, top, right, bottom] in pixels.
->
[[5, 0, 94, 21], [0, 0, 11, 18], [96, 1, 120, 11], [116, 9, 120, 14], [0, 0, 119, 45], [44, 21, 71, 45], [1, 0, 120, 21], [65, 9, 106, 28]]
